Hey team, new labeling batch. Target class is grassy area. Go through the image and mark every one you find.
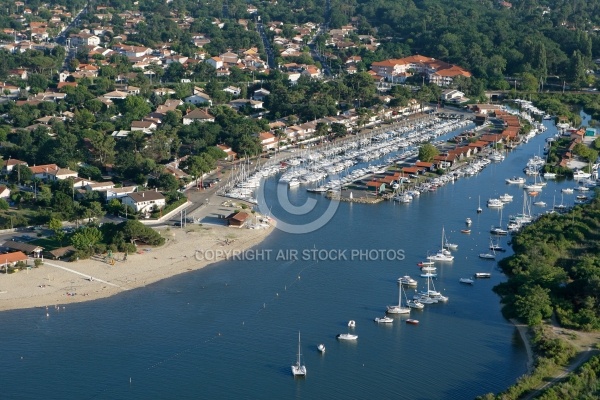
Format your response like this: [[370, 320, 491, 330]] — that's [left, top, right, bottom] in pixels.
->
[[29, 237, 66, 251]]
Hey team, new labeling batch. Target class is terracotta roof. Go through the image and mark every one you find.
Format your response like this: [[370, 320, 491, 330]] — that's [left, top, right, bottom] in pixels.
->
[[0, 251, 28, 264]]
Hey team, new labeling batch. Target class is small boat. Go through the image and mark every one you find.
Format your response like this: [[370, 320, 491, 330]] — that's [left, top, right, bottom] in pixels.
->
[[477, 196, 482, 214], [533, 201, 546, 207], [398, 276, 418, 286], [479, 252, 496, 260], [291, 332, 307, 377], [465, 217, 472, 225], [459, 277, 474, 284], [487, 198, 504, 208], [317, 344, 326, 353], [475, 272, 491, 278], [420, 265, 437, 272], [562, 188, 574, 194], [417, 261, 435, 267], [490, 227, 508, 236], [461, 229, 471, 234], [407, 300, 425, 309], [374, 316, 394, 324], [528, 191, 539, 197], [506, 177, 526, 184], [406, 319, 419, 325], [420, 272, 438, 278], [576, 195, 588, 201], [348, 320, 356, 328], [499, 193, 513, 202], [543, 172, 557, 179], [336, 333, 358, 341]]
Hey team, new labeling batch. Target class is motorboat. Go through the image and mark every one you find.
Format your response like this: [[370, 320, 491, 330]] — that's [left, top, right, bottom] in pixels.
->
[[533, 201, 547, 207], [573, 170, 591, 180], [506, 177, 526, 184], [407, 299, 425, 309], [543, 172, 557, 179], [417, 261, 435, 267], [490, 227, 508, 236], [420, 265, 437, 272], [459, 277, 474, 284], [562, 188, 574, 194], [577, 195, 588, 201], [479, 252, 496, 259], [487, 198, 504, 208], [374, 316, 394, 323], [317, 344, 325, 353], [499, 193, 513, 202], [465, 217, 472, 225], [461, 229, 471, 234], [348, 320, 356, 328], [420, 272, 438, 278], [291, 332, 307, 377], [336, 333, 358, 341], [475, 272, 491, 278], [398, 276, 418, 286], [405, 319, 419, 325]]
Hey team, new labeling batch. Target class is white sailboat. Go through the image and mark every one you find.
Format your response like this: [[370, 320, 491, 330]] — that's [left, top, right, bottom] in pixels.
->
[[427, 227, 454, 261], [490, 209, 508, 236], [387, 281, 411, 314], [291, 332, 306, 377], [477, 195, 482, 214]]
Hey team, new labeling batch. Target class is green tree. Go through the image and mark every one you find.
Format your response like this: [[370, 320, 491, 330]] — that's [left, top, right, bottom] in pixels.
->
[[418, 143, 440, 162], [71, 226, 103, 251], [48, 217, 65, 245]]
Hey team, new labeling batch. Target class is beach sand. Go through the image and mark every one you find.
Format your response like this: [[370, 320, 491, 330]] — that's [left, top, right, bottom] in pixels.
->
[[0, 223, 274, 312]]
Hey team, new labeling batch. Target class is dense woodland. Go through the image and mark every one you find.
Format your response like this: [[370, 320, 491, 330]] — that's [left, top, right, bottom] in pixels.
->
[[494, 193, 600, 330]]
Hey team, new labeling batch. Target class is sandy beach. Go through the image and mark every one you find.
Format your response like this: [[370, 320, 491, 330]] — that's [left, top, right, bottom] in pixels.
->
[[0, 223, 274, 312]]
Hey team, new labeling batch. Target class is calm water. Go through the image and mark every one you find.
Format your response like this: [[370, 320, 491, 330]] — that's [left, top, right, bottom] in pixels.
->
[[0, 120, 582, 399]]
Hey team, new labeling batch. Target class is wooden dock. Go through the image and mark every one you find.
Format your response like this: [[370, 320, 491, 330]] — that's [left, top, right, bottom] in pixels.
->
[[326, 192, 385, 204]]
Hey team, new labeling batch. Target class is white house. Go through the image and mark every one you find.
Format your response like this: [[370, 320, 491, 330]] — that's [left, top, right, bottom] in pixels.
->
[[258, 132, 278, 151], [206, 56, 223, 69], [223, 86, 242, 96], [252, 88, 271, 101], [102, 186, 137, 201], [122, 190, 166, 214], [183, 109, 215, 125], [184, 92, 212, 106], [229, 99, 264, 110], [131, 120, 158, 131], [29, 164, 78, 181], [0, 185, 10, 199]]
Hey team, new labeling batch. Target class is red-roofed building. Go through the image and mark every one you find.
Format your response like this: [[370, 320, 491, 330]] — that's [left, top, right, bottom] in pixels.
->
[[0, 251, 28, 268], [227, 212, 250, 227]]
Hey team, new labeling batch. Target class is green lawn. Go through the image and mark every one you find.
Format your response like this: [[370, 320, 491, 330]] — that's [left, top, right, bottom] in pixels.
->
[[29, 237, 66, 251]]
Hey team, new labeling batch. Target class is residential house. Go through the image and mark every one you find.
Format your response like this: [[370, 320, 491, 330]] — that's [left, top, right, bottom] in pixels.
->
[[2, 158, 27, 174], [223, 86, 241, 96], [0, 185, 10, 198], [122, 190, 166, 214], [206, 56, 223, 69], [131, 120, 157, 131], [252, 88, 270, 101], [184, 91, 212, 106], [216, 144, 237, 161], [229, 99, 263, 110], [183, 109, 215, 125], [30, 164, 78, 181], [257, 132, 278, 151]]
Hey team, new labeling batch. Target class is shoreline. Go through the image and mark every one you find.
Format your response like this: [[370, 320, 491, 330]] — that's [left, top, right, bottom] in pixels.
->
[[510, 318, 535, 373], [0, 223, 275, 312]]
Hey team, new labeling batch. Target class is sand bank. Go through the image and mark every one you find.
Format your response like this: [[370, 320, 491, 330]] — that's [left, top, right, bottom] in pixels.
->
[[0, 224, 274, 312]]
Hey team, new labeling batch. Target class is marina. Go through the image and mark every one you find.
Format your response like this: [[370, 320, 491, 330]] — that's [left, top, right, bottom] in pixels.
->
[[0, 115, 596, 400]]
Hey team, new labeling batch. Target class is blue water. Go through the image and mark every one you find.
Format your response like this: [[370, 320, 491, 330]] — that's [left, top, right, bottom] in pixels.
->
[[0, 120, 581, 399]]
